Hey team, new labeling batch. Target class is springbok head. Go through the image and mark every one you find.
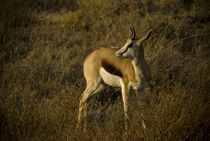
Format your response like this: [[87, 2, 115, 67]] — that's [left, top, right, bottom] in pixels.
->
[[115, 27, 153, 59]]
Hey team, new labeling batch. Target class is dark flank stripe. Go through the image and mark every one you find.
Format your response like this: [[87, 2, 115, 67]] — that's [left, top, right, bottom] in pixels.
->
[[101, 60, 123, 77]]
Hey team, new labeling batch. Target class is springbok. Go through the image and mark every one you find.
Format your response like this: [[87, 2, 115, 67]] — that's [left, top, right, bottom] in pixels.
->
[[76, 27, 152, 135]]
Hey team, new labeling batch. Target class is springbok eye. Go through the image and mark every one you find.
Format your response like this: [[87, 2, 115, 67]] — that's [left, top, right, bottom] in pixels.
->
[[128, 43, 133, 48]]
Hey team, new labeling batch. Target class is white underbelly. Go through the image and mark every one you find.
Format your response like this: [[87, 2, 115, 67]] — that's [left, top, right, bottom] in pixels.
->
[[99, 67, 122, 87]]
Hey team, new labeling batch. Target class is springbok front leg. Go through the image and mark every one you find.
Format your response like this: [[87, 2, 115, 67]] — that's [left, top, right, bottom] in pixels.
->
[[135, 87, 146, 129], [120, 80, 130, 135], [136, 88, 145, 108]]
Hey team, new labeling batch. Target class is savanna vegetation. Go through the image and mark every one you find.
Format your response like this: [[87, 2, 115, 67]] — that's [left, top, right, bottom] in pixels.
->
[[0, 0, 209, 140]]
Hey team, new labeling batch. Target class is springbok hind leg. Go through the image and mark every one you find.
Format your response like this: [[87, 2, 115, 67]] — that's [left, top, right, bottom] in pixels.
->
[[75, 78, 103, 134], [83, 83, 104, 132]]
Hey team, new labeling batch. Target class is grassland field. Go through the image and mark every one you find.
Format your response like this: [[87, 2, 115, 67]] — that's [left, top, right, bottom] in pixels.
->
[[0, 0, 209, 140]]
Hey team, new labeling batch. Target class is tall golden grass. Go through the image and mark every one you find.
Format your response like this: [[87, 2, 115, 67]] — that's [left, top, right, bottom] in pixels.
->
[[0, 0, 209, 140]]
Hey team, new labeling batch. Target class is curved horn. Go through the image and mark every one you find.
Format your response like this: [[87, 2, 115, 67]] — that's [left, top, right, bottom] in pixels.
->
[[129, 27, 136, 40]]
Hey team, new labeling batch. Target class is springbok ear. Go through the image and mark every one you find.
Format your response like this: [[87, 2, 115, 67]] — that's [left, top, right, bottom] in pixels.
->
[[141, 29, 153, 41], [136, 29, 152, 46]]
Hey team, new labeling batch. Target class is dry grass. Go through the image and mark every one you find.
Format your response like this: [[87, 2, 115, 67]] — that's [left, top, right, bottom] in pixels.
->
[[0, 0, 209, 140]]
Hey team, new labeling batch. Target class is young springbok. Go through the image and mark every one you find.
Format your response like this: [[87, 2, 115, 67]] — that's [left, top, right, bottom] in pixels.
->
[[76, 27, 152, 135]]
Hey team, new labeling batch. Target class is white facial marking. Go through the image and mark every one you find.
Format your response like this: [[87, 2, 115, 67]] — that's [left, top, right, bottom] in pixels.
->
[[115, 39, 133, 59]]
